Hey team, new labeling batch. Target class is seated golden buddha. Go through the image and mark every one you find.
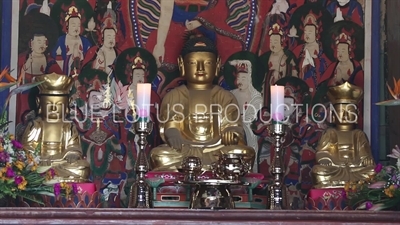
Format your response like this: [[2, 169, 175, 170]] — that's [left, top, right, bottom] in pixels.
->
[[311, 82, 375, 188], [150, 35, 255, 172], [21, 73, 90, 183]]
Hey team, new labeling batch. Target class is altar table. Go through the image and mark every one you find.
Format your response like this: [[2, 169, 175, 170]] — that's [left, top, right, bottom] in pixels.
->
[[0, 208, 399, 224]]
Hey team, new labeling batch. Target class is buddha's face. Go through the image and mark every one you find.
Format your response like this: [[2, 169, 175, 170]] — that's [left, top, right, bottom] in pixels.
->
[[284, 97, 296, 118], [40, 95, 69, 120], [131, 69, 145, 86], [304, 25, 316, 43], [336, 43, 350, 62], [270, 34, 283, 53], [332, 103, 358, 124], [67, 17, 81, 37], [31, 35, 48, 54], [103, 28, 116, 49], [88, 90, 104, 111], [179, 52, 220, 84], [236, 73, 250, 91]]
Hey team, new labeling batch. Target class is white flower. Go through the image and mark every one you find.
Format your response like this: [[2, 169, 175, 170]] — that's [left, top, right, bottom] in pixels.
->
[[85, 17, 96, 32], [6, 144, 14, 155], [388, 145, 400, 159], [397, 158, 400, 171]]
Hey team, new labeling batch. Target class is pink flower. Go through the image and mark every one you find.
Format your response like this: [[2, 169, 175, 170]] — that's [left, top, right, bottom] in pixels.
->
[[11, 140, 23, 149], [72, 183, 78, 194], [14, 176, 23, 185], [54, 183, 61, 197], [374, 164, 383, 173], [369, 203, 385, 211], [341, 190, 347, 200], [5, 167, 14, 178], [48, 168, 56, 178], [368, 181, 386, 189], [0, 151, 9, 163], [366, 201, 373, 210]]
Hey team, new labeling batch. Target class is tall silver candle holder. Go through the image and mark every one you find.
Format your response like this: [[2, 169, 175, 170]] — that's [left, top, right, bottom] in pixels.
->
[[128, 119, 153, 208], [267, 121, 287, 210]]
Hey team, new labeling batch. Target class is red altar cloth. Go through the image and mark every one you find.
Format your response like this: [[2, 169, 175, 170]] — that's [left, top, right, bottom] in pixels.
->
[[305, 188, 350, 210]]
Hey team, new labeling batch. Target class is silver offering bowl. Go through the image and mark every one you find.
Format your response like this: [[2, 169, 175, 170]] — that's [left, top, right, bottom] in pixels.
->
[[181, 156, 202, 182], [189, 180, 236, 209], [213, 153, 249, 182]]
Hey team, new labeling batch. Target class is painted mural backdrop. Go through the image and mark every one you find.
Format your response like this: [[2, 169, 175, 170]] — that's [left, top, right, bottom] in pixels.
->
[[17, 0, 365, 208]]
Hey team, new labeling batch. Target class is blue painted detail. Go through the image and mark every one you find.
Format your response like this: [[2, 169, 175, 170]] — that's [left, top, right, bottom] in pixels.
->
[[371, 0, 381, 163], [0, 1, 12, 112]]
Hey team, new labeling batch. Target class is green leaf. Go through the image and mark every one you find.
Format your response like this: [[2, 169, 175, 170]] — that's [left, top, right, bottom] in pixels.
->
[[376, 99, 400, 106], [36, 191, 55, 197], [0, 82, 17, 92], [17, 192, 44, 205], [4, 80, 45, 108]]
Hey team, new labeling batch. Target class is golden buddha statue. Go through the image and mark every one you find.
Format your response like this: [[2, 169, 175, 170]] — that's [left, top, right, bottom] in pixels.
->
[[311, 82, 375, 188], [21, 73, 90, 182], [150, 35, 255, 171]]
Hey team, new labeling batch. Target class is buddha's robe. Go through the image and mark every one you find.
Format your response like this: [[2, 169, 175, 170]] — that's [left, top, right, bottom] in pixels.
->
[[21, 117, 90, 182], [311, 128, 375, 188], [150, 85, 255, 171]]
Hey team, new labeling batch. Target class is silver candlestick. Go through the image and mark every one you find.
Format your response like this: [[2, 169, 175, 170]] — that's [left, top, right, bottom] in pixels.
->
[[128, 120, 153, 208], [267, 121, 287, 210]]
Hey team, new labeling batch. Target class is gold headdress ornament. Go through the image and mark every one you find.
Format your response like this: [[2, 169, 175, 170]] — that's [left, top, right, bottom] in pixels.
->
[[303, 12, 318, 28], [235, 63, 249, 74], [268, 23, 284, 36], [327, 82, 363, 105], [101, 15, 117, 33], [65, 6, 81, 22], [131, 55, 147, 71], [34, 73, 74, 95], [336, 33, 351, 45]]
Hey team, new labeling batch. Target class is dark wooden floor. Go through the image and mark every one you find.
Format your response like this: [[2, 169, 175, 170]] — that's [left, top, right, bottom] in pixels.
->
[[0, 208, 399, 224]]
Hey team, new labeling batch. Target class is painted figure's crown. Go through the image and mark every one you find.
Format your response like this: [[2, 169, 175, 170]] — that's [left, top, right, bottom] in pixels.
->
[[130, 53, 148, 71], [65, 6, 81, 22], [235, 63, 249, 73], [269, 23, 283, 36], [303, 11, 318, 27], [101, 15, 117, 33]]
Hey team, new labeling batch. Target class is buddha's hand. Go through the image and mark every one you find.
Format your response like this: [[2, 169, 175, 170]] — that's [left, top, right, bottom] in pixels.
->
[[361, 157, 375, 166], [318, 157, 334, 166], [185, 20, 202, 31], [63, 151, 82, 163], [165, 128, 183, 151], [221, 128, 240, 146]]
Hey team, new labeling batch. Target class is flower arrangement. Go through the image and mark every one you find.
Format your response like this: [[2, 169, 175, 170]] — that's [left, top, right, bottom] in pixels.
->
[[346, 146, 400, 211], [0, 135, 77, 204], [0, 67, 76, 205]]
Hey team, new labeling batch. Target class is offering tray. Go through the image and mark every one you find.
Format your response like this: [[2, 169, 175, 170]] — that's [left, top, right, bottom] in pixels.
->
[[177, 179, 250, 209], [177, 179, 249, 186]]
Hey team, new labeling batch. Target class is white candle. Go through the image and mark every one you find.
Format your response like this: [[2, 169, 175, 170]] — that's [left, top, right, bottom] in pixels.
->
[[271, 85, 285, 121], [136, 83, 151, 118]]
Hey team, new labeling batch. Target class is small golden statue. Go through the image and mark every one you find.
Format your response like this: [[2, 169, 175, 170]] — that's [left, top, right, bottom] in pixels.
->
[[150, 35, 255, 171], [311, 82, 375, 188], [21, 73, 90, 182]]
